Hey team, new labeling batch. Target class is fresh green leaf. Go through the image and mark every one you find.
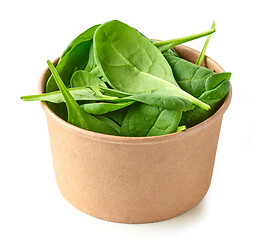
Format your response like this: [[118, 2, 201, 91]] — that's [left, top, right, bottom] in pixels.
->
[[46, 42, 91, 93], [84, 43, 96, 72], [103, 108, 129, 126], [89, 66, 103, 78], [164, 54, 214, 98], [180, 80, 230, 127], [60, 24, 100, 60], [70, 70, 106, 88], [121, 103, 182, 137], [46, 25, 100, 93], [94, 20, 178, 91], [101, 87, 131, 98], [101, 87, 193, 111], [46, 60, 119, 135], [124, 89, 194, 111], [81, 101, 134, 115], [165, 55, 231, 127], [164, 48, 180, 57], [94, 115, 122, 134], [206, 72, 231, 91], [94, 20, 210, 111], [45, 25, 100, 119]]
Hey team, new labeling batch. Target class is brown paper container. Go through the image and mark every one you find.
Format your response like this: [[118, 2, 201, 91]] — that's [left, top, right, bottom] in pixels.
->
[[39, 45, 232, 223]]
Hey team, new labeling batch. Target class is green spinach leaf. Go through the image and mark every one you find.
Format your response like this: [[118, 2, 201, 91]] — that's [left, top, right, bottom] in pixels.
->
[[180, 80, 230, 127], [81, 101, 134, 115], [94, 20, 210, 110], [70, 70, 117, 100], [45, 25, 100, 119], [101, 87, 193, 111], [125, 89, 193, 111], [84, 43, 96, 72], [46, 41, 91, 93], [103, 107, 129, 126], [164, 54, 231, 127], [94, 115, 122, 134], [163, 54, 214, 97], [46, 60, 119, 135], [94, 20, 178, 90], [60, 24, 100, 60], [121, 103, 182, 137]]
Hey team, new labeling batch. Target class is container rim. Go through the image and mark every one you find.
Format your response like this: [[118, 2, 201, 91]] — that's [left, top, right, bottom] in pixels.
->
[[39, 45, 232, 145]]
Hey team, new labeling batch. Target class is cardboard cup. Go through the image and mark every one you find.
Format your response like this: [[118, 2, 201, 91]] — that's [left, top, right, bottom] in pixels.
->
[[39, 45, 232, 223]]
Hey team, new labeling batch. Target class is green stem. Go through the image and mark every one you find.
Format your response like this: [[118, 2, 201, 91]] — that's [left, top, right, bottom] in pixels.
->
[[154, 25, 216, 52], [177, 125, 187, 132], [196, 21, 215, 65], [143, 72, 211, 110]]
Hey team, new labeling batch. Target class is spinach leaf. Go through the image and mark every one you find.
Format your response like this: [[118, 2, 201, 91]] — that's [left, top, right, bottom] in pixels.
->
[[89, 66, 103, 78], [103, 107, 129, 126], [163, 54, 214, 98], [46, 25, 100, 93], [164, 54, 231, 127], [46, 60, 119, 135], [94, 20, 178, 90], [46, 42, 91, 93], [60, 24, 100, 60], [121, 103, 182, 137], [164, 48, 180, 58], [81, 101, 134, 115], [70, 70, 117, 100], [125, 89, 193, 111], [165, 54, 231, 98], [206, 72, 231, 91], [45, 25, 100, 119], [101, 87, 131, 98], [180, 80, 230, 127], [84, 43, 96, 72], [70, 70, 106, 88], [101, 87, 193, 111], [94, 20, 210, 111], [94, 115, 122, 134]]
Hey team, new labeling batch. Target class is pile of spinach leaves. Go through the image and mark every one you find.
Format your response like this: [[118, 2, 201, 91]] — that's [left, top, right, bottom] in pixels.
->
[[21, 20, 231, 137]]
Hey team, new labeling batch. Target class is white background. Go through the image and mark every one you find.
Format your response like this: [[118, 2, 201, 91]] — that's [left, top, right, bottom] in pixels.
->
[[1, 0, 256, 239]]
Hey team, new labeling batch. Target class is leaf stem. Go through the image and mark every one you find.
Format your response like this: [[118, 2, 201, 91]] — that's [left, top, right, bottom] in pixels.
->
[[154, 25, 216, 52], [177, 125, 187, 132], [196, 21, 215, 65], [143, 72, 211, 110]]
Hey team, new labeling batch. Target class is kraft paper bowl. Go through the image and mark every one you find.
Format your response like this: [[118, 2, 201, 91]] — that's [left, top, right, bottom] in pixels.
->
[[39, 45, 232, 223]]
